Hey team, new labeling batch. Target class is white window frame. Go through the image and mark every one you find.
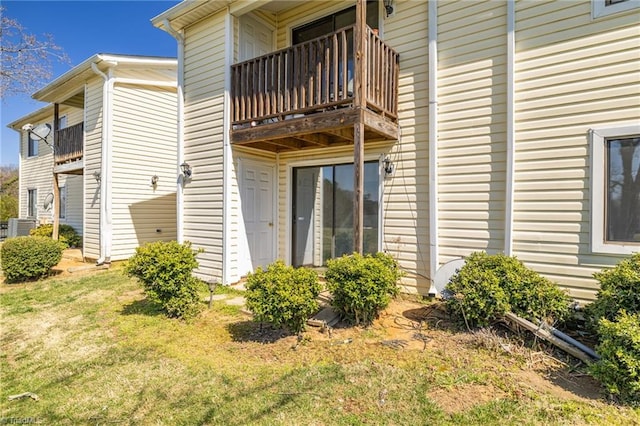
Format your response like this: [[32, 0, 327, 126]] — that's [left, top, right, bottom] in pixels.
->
[[59, 185, 67, 219], [27, 189, 38, 218], [590, 123, 640, 255], [28, 133, 39, 158], [285, 153, 384, 265], [592, 0, 640, 19]]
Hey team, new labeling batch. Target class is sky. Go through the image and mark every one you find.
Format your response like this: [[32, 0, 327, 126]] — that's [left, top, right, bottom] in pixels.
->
[[1, 0, 182, 167]]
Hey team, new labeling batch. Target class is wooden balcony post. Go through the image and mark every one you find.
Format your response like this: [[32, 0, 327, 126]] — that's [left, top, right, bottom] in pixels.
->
[[52, 103, 60, 241], [353, 0, 367, 254]]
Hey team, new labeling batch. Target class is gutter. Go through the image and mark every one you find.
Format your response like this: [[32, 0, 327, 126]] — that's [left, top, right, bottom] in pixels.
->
[[428, 0, 439, 294], [160, 19, 186, 244], [504, 0, 515, 256], [90, 62, 116, 265]]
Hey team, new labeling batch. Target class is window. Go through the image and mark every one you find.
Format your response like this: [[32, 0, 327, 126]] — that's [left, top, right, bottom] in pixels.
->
[[592, 0, 639, 18], [292, 0, 379, 44], [28, 133, 38, 157], [58, 115, 68, 129], [591, 124, 640, 254], [59, 185, 67, 219], [27, 189, 37, 218], [292, 161, 380, 267]]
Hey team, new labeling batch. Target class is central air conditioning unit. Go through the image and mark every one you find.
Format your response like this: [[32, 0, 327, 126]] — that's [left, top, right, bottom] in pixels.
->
[[7, 218, 38, 238]]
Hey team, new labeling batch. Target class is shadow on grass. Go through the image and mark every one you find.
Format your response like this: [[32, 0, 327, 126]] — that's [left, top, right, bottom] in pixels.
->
[[120, 298, 164, 317], [402, 303, 461, 333], [226, 320, 295, 343]]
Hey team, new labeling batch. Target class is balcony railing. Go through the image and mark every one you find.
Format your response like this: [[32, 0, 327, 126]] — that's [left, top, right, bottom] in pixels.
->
[[231, 25, 399, 127], [54, 122, 83, 163]]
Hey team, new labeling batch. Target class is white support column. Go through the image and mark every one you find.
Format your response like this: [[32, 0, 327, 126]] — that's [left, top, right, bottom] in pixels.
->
[[428, 0, 439, 294], [504, 0, 516, 256]]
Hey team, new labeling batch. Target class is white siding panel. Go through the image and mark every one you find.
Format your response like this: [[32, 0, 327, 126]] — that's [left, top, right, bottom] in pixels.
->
[[83, 78, 103, 260], [110, 84, 178, 260], [513, 1, 640, 303], [183, 11, 227, 281], [59, 174, 83, 235], [437, 0, 508, 263]]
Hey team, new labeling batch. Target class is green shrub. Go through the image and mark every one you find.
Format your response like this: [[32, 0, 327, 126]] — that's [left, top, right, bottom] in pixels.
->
[[590, 311, 640, 406], [325, 252, 403, 326], [1, 236, 64, 283], [124, 241, 205, 320], [445, 252, 571, 328], [586, 253, 640, 326], [245, 261, 320, 334], [30, 224, 82, 248]]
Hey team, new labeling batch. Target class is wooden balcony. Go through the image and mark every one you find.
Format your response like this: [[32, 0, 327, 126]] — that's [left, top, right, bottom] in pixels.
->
[[54, 122, 83, 165], [231, 25, 399, 152]]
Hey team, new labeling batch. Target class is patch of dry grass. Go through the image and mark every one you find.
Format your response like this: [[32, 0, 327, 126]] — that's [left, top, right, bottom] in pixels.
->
[[1, 269, 639, 425]]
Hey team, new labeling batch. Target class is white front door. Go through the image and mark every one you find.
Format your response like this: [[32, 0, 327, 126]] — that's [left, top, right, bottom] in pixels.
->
[[241, 162, 276, 270], [239, 14, 274, 61]]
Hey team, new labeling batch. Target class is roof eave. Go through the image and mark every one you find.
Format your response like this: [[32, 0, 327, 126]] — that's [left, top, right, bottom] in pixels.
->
[[151, 0, 231, 32], [7, 104, 54, 132], [32, 54, 177, 103]]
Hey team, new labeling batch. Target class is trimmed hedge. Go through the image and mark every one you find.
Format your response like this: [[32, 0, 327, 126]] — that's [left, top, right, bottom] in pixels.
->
[[445, 252, 571, 328], [325, 252, 402, 326], [586, 253, 640, 326], [124, 241, 205, 320], [1, 236, 64, 283], [245, 260, 321, 334], [590, 311, 640, 406]]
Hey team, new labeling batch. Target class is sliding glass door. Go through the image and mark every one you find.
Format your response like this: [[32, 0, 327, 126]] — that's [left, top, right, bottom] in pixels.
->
[[292, 161, 379, 267]]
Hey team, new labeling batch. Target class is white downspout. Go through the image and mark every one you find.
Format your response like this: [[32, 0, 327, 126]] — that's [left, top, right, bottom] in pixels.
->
[[504, 0, 516, 256], [222, 9, 233, 285], [161, 19, 185, 244], [91, 61, 115, 265], [428, 0, 439, 294]]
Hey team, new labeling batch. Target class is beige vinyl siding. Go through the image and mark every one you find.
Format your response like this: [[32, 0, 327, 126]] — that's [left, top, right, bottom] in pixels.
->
[[59, 174, 83, 234], [512, 0, 640, 303], [110, 84, 177, 260], [83, 78, 104, 260], [437, 0, 508, 266], [19, 126, 53, 223], [183, 11, 227, 281], [382, 0, 430, 293]]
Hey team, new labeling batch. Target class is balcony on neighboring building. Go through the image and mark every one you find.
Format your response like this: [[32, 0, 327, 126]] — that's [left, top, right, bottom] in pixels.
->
[[54, 121, 83, 173]]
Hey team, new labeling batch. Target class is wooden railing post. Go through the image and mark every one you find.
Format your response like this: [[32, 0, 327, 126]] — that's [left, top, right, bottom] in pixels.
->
[[353, 0, 367, 254]]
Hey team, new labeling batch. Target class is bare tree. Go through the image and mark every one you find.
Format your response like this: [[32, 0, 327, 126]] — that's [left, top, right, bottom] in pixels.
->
[[0, 7, 69, 98]]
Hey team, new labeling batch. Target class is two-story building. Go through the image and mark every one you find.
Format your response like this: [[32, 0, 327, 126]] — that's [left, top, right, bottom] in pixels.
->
[[151, 0, 639, 304], [9, 53, 179, 263]]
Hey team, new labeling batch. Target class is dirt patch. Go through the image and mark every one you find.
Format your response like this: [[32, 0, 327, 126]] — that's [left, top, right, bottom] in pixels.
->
[[302, 298, 604, 415], [429, 384, 507, 415]]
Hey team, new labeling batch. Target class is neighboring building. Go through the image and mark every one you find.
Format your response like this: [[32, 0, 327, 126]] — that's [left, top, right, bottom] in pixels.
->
[[8, 54, 179, 263], [153, 0, 639, 304]]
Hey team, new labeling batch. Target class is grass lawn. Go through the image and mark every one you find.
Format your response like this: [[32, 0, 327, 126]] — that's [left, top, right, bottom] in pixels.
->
[[1, 267, 639, 425]]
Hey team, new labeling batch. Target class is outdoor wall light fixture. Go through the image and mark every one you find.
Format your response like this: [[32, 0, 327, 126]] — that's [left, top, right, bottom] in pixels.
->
[[93, 170, 101, 183], [383, 155, 395, 177], [180, 162, 192, 179], [383, 0, 394, 17], [151, 175, 159, 186]]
